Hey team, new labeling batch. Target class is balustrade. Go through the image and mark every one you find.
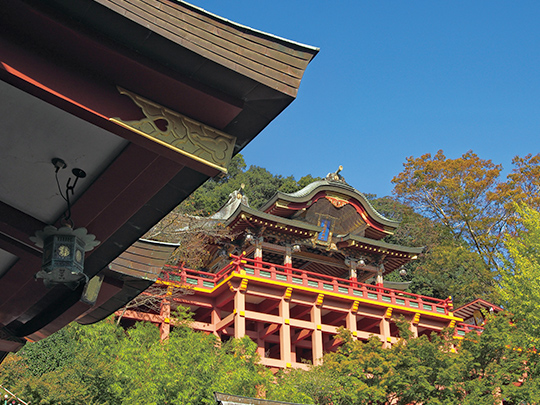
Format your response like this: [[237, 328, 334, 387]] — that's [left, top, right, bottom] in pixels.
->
[[454, 323, 484, 337], [159, 254, 454, 316]]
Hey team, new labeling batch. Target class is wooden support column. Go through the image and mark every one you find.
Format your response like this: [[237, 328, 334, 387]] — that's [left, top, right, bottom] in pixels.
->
[[254, 237, 263, 262], [256, 322, 265, 358], [280, 294, 292, 367], [159, 299, 170, 341], [234, 288, 246, 339], [346, 301, 358, 340], [311, 295, 324, 365], [211, 306, 221, 338], [380, 307, 392, 348], [284, 244, 292, 268]]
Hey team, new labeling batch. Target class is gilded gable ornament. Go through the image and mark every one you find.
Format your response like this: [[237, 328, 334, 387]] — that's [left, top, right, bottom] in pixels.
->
[[111, 87, 237, 173], [325, 195, 349, 208]]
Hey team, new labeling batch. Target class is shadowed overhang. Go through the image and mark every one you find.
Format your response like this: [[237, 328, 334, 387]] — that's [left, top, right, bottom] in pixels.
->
[[0, 0, 317, 360]]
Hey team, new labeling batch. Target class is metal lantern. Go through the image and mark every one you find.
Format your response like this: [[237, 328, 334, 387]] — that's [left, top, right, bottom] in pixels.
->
[[31, 226, 100, 289]]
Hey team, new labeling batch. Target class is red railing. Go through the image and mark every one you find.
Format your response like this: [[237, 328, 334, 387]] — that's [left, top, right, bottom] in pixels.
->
[[159, 254, 454, 316], [455, 323, 484, 337]]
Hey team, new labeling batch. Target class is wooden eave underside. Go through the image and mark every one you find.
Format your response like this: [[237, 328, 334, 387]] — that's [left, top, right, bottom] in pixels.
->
[[0, 0, 317, 355], [337, 235, 423, 273], [20, 0, 318, 152], [226, 206, 321, 237], [336, 235, 423, 256]]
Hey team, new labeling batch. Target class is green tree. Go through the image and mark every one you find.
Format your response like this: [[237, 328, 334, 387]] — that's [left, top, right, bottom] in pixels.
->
[[500, 205, 540, 343], [458, 312, 540, 405], [0, 315, 273, 405], [409, 243, 496, 306], [0, 321, 121, 405], [18, 327, 78, 376], [112, 321, 271, 405], [269, 316, 539, 405]]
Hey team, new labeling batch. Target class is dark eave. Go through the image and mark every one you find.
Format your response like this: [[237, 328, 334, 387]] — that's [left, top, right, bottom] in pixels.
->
[[225, 205, 321, 237], [336, 234, 424, 256], [336, 234, 424, 274], [77, 239, 179, 325], [20, 0, 319, 152]]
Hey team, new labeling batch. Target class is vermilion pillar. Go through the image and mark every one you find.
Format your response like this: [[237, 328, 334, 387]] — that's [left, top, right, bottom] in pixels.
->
[[234, 289, 246, 338], [159, 299, 171, 341], [311, 300, 323, 365], [280, 297, 292, 367], [380, 309, 392, 348], [211, 306, 221, 338]]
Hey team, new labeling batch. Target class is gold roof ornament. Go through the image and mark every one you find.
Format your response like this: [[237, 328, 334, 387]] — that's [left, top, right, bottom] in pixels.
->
[[325, 165, 347, 183]]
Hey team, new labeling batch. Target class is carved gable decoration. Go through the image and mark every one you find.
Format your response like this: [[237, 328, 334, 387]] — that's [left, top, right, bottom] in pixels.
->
[[111, 87, 237, 173], [304, 198, 367, 239], [325, 195, 348, 208]]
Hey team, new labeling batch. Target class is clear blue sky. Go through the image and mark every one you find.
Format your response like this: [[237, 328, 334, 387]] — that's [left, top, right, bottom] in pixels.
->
[[190, 1, 540, 198]]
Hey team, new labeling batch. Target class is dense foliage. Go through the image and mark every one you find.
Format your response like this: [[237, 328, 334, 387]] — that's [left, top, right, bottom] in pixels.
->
[[387, 151, 540, 305], [270, 314, 540, 405], [370, 197, 496, 306], [3, 311, 540, 404], [391, 151, 540, 270], [1, 314, 271, 405], [500, 205, 540, 344]]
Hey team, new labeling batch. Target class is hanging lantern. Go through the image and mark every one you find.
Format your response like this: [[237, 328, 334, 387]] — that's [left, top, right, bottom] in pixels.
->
[[30, 226, 100, 289]]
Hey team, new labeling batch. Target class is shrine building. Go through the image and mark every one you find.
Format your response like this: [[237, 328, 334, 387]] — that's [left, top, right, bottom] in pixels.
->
[[113, 169, 465, 370]]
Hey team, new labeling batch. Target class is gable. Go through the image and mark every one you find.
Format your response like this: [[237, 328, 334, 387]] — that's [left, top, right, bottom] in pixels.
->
[[304, 197, 367, 240]]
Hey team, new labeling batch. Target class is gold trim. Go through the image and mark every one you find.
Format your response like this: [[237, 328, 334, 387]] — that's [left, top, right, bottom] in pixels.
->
[[170, 272, 462, 322], [112, 87, 237, 173]]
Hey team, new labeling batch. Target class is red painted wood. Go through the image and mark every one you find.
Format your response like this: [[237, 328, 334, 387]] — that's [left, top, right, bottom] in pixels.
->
[[161, 255, 453, 316]]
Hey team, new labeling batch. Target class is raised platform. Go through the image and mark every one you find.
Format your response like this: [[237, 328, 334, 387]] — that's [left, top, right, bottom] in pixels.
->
[[118, 255, 464, 370]]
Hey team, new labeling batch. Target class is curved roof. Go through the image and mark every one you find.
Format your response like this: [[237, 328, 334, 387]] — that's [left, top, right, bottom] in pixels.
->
[[260, 179, 400, 232], [95, 0, 319, 99]]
